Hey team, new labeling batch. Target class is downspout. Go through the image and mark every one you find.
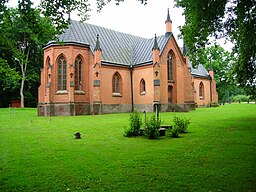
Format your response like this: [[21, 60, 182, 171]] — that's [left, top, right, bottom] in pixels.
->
[[130, 65, 134, 112], [210, 78, 213, 103], [130, 46, 134, 112]]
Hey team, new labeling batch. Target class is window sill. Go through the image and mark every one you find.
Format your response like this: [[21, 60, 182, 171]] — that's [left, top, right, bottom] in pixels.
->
[[140, 91, 146, 95], [112, 93, 122, 97], [56, 90, 68, 95], [75, 90, 85, 95]]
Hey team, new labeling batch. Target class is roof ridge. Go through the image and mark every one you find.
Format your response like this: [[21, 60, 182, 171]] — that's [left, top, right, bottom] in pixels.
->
[[71, 20, 148, 40]]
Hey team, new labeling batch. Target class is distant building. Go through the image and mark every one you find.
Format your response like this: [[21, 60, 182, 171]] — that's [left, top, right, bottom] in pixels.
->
[[38, 9, 218, 116]]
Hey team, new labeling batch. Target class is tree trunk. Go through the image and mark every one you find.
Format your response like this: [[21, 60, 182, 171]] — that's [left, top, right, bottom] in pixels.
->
[[19, 47, 30, 108], [20, 74, 25, 108]]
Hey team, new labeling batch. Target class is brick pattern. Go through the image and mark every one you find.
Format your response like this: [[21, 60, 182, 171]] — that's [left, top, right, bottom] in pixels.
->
[[38, 33, 217, 116]]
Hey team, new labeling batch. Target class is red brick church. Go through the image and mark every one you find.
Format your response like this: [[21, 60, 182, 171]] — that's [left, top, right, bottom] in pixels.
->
[[38, 9, 218, 116]]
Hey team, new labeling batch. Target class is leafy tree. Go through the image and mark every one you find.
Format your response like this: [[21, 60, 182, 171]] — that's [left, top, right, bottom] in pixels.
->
[[0, 1, 56, 107], [174, 0, 256, 99], [0, 59, 20, 107], [196, 44, 244, 103]]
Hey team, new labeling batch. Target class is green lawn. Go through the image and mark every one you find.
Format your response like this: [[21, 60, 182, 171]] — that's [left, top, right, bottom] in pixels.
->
[[0, 104, 255, 192]]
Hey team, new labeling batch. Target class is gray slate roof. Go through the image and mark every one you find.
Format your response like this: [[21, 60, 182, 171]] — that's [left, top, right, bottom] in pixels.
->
[[46, 20, 172, 66], [132, 34, 171, 65], [188, 59, 210, 79], [46, 20, 210, 78]]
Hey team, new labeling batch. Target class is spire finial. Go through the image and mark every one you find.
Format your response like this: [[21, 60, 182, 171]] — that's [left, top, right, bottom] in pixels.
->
[[94, 34, 102, 51], [152, 34, 159, 51], [68, 12, 71, 23], [165, 8, 172, 23], [209, 62, 213, 71]]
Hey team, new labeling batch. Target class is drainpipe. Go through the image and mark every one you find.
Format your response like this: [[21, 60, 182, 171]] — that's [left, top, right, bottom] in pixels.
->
[[130, 65, 134, 112], [210, 80, 212, 103]]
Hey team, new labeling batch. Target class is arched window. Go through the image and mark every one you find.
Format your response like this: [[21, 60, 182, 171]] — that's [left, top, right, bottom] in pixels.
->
[[140, 79, 146, 95], [199, 82, 204, 98], [167, 52, 173, 81], [46, 57, 50, 79], [112, 72, 122, 95], [75, 56, 82, 90], [58, 56, 67, 90]]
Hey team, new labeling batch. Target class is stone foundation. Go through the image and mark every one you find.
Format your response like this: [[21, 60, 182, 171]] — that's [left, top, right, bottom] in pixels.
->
[[38, 103, 90, 116], [38, 102, 196, 116], [38, 103, 132, 116], [161, 103, 196, 112]]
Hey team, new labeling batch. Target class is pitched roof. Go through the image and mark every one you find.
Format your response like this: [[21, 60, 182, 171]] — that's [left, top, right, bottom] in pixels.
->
[[47, 20, 146, 66], [132, 34, 171, 65], [46, 20, 172, 66], [46, 20, 210, 78], [188, 59, 210, 79]]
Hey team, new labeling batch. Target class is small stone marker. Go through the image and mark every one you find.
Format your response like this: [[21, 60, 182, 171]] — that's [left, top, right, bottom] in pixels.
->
[[74, 132, 81, 139]]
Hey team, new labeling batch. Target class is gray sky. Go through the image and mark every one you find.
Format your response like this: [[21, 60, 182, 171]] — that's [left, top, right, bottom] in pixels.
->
[[83, 0, 185, 42]]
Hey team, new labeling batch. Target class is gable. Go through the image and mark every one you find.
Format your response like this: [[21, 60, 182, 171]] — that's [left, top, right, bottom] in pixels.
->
[[132, 34, 172, 66]]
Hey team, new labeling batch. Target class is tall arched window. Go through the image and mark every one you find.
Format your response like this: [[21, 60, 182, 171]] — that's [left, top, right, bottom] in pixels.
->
[[75, 56, 82, 90], [112, 72, 121, 95], [167, 52, 173, 81], [58, 56, 67, 90], [46, 57, 50, 79], [140, 79, 146, 94], [199, 82, 204, 98]]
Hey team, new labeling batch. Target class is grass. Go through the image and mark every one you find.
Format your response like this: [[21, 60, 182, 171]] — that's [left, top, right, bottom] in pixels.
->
[[0, 104, 255, 192]]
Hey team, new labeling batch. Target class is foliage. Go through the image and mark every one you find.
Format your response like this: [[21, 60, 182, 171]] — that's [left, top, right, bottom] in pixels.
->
[[194, 44, 244, 103], [145, 115, 161, 139], [231, 95, 250, 103], [173, 116, 190, 133], [0, 1, 56, 107], [169, 125, 180, 138], [124, 110, 142, 137], [168, 116, 190, 138], [175, 0, 256, 98], [0, 0, 148, 107]]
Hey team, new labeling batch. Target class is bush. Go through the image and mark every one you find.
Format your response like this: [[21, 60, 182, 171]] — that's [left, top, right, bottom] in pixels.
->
[[231, 95, 250, 103], [169, 116, 191, 138], [174, 116, 190, 133], [169, 126, 180, 138], [124, 110, 142, 137], [145, 115, 161, 139]]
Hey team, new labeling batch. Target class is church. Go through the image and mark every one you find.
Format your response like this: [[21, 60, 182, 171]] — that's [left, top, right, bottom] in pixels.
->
[[38, 9, 218, 116]]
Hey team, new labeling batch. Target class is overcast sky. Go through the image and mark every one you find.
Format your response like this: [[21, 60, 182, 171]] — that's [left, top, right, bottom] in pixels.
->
[[83, 0, 185, 43]]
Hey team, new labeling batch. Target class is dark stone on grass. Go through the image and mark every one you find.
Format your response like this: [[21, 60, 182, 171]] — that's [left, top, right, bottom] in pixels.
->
[[74, 132, 81, 139]]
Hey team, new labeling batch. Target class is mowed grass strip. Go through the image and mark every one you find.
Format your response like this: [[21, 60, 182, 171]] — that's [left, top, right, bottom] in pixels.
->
[[0, 104, 255, 192]]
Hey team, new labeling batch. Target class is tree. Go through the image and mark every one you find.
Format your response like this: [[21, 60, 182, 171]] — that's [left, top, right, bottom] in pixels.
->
[[174, 0, 256, 99], [0, 59, 20, 107], [0, 1, 56, 107], [1, 0, 147, 107], [195, 44, 244, 103]]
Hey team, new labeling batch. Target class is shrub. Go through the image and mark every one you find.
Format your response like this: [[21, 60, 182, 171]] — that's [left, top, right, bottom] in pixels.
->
[[231, 95, 250, 103], [169, 126, 180, 138], [169, 116, 191, 138], [124, 110, 142, 137], [145, 115, 161, 139]]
